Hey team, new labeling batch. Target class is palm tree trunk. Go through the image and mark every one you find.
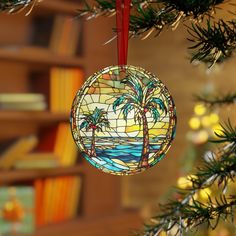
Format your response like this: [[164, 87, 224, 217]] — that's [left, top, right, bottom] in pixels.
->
[[90, 128, 96, 156], [139, 113, 150, 168]]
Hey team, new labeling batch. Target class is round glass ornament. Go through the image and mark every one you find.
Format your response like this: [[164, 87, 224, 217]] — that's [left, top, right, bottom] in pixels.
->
[[71, 65, 177, 175]]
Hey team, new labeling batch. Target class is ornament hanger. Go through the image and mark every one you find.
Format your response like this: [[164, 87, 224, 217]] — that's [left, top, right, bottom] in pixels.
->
[[116, 0, 131, 65], [70, 0, 177, 175]]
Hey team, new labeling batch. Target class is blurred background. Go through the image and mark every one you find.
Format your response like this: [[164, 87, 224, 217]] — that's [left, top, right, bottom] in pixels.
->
[[0, 0, 235, 236]]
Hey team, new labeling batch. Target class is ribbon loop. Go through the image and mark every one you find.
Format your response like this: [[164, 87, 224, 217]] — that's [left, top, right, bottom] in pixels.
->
[[116, 0, 131, 65]]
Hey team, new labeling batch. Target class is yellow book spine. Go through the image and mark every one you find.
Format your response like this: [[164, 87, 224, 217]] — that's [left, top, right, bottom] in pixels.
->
[[59, 68, 64, 112], [61, 123, 71, 166], [42, 178, 53, 225], [50, 68, 60, 112], [50, 177, 61, 223], [46, 178, 57, 224], [54, 123, 66, 166]]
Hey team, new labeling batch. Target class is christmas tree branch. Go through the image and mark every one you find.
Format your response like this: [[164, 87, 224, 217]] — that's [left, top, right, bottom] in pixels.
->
[[128, 0, 220, 38], [141, 121, 236, 235], [77, 0, 236, 65], [188, 20, 236, 66], [78, 0, 225, 20], [78, 0, 225, 36], [143, 196, 236, 235], [196, 93, 236, 107], [190, 146, 236, 192], [213, 120, 236, 144], [77, 0, 115, 18], [0, 0, 37, 14]]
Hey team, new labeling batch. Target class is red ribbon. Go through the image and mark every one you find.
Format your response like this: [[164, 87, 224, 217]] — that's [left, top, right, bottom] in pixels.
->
[[116, 0, 131, 65]]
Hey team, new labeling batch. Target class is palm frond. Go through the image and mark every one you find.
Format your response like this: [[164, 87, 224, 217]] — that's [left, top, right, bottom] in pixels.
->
[[80, 107, 110, 132], [121, 74, 143, 102], [81, 114, 94, 124], [121, 103, 135, 120], [143, 80, 158, 103], [97, 120, 110, 131], [80, 120, 89, 130], [92, 107, 102, 123], [149, 107, 161, 123], [113, 95, 127, 113], [148, 97, 167, 114]]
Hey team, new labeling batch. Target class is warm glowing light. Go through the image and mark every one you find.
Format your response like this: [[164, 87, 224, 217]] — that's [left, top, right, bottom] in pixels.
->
[[208, 228, 230, 236], [177, 176, 191, 188], [159, 232, 167, 236], [177, 175, 196, 188], [194, 104, 206, 116], [212, 124, 223, 136], [197, 130, 209, 144], [189, 174, 197, 181], [201, 115, 211, 127], [189, 193, 198, 204], [189, 117, 201, 130], [209, 113, 219, 124], [199, 188, 212, 200]]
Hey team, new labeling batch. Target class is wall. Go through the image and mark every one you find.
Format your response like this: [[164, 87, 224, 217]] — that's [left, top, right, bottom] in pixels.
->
[[122, 24, 236, 218]]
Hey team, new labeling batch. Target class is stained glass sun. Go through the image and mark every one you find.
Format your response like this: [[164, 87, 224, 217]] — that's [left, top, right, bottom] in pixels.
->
[[71, 65, 177, 175]]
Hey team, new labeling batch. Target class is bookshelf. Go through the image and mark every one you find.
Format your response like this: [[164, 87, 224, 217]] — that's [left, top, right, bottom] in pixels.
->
[[0, 111, 68, 123], [0, 165, 84, 184], [38, 0, 82, 14], [0, 1, 141, 235], [0, 46, 84, 66], [17, 211, 141, 236]]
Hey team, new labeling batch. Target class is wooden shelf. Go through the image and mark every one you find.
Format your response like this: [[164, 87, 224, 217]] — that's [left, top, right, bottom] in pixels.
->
[[26, 211, 141, 236], [0, 111, 69, 123], [0, 46, 84, 67], [0, 111, 70, 141], [0, 4, 122, 231], [0, 165, 84, 184], [37, 0, 82, 15]]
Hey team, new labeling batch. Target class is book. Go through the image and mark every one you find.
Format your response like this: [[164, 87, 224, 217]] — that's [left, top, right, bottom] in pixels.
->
[[34, 179, 44, 227], [0, 136, 38, 170], [49, 15, 82, 56], [44, 179, 53, 224], [34, 176, 82, 226], [49, 177, 62, 223], [49, 15, 65, 55], [37, 123, 78, 167], [42, 178, 55, 224], [13, 153, 60, 169], [0, 186, 35, 235], [54, 122, 78, 166], [50, 67, 84, 113], [53, 177, 69, 222], [0, 102, 46, 111], [0, 93, 47, 111], [36, 126, 59, 153], [0, 123, 77, 170], [0, 93, 45, 103]]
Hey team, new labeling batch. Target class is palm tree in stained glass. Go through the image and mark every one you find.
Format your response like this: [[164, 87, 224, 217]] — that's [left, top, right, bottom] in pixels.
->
[[113, 73, 166, 168], [80, 107, 110, 157]]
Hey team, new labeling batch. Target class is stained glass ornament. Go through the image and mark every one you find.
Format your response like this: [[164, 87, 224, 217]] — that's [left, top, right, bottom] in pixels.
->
[[71, 65, 177, 175]]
